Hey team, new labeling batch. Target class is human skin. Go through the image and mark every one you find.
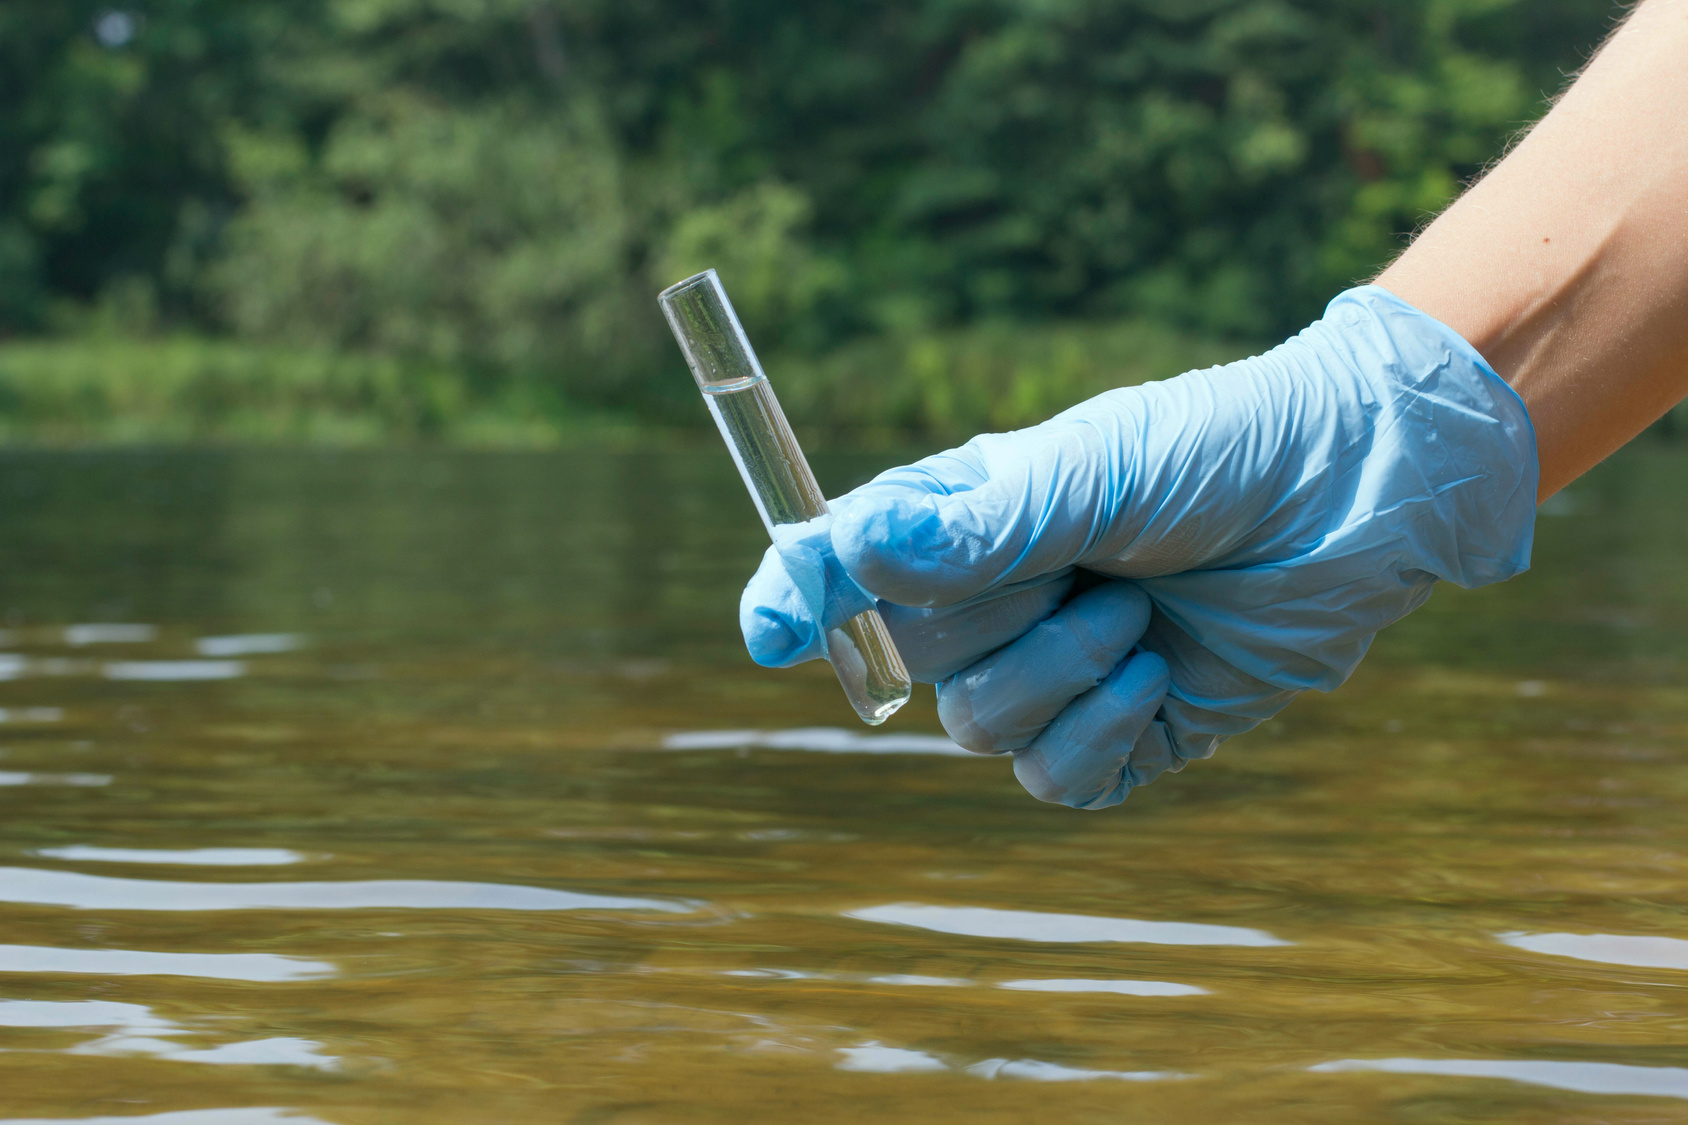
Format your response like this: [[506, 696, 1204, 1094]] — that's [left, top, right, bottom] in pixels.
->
[[1375, 0, 1688, 500]]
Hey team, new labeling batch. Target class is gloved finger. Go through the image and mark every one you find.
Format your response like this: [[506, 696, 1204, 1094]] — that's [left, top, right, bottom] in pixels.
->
[[742, 540, 1078, 678], [1135, 602, 1301, 763], [831, 425, 1119, 608], [1012, 649, 1171, 810], [882, 570, 1074, 682], [935, 581, 1152, 754], [741, 545, 825, 668]]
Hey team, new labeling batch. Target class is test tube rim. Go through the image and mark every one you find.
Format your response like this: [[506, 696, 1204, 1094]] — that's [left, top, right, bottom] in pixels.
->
[[657, 269, 719, 303]]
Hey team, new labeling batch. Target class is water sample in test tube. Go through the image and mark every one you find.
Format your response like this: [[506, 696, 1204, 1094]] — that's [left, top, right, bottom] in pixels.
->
[[659, 269, 912, 725]]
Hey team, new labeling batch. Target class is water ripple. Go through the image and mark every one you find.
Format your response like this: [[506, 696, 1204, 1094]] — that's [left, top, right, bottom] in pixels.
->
[[998, 978, 1208, 996], [3, 1111, 330, 1125], [1310, 1057, 1688, 1099], [0, 943, 333, 981], [4, 1112, 332, 1125], [967, 1058, 1182, 1082], [65, 624, 157, 646], [35, 847, 305, 866], [0, 867, 697, 913], [195, 635, 304, 657], [103, 661, 245, 682], [0, 999, 337, 1071], [0, 773, 110, 788], [836, 1044, 947, 1073], [846, 903, 1288, 946], [1498, 930, 1688, 971], [663, 728, 972, 756]]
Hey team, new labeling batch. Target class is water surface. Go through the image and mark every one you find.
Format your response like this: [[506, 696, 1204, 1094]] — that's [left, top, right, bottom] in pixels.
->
[[0, 447, 1685, 1123]]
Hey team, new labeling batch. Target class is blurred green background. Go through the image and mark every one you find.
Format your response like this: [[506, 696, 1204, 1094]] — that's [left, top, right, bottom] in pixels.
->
[[0, 0, 1621, 446]]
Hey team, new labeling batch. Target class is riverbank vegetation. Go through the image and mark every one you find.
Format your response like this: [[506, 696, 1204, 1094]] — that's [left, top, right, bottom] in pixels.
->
[[1, 0, 1618, 443]]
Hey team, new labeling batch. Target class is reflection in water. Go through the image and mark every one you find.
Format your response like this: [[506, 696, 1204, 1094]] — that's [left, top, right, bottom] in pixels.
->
[[724, 968, 968, 987], [1498, 930, 1688, 971], [0, 707, 61, 723], [997, 978, 1208, 997], [65, 624, 157, 646], [663, 728, 972, 755], [0, 999, 336, 1070], [846, 904, 1288, 946], [0, 449, 1684, 1120], [0, 773, 109, 787], [836, 1046, 1183, 1083], [3, 1112, 333, 1125], [0, 944, 332, 981], [836, 1044, 948, 1073], [1310, 1058, 1688, 1099], [103, 661, 244, 682], [3, 1112, 329, 1125], [195, 634, 304, 656], [967, 1058, 1180, 1082], [0, 868, 697, 912], [35, 847, 305, 866]]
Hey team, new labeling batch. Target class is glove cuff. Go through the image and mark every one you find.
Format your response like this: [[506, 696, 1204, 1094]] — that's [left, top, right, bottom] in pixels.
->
[[1324, 284, 1539, 587]]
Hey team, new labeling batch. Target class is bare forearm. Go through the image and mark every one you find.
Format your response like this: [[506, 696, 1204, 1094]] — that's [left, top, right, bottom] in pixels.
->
[[1376, 0, 1688, 499]]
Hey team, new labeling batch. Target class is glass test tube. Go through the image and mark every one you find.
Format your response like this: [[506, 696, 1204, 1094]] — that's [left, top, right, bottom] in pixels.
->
[[659, 269, 912, 725]]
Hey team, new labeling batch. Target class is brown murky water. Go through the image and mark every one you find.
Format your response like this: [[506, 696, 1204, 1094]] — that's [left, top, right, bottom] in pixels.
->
[[0, 447, 1686, 1124]]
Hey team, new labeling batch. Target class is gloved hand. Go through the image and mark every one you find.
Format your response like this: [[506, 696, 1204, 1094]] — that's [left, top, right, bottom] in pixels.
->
[[742, 286, 1538, 808]]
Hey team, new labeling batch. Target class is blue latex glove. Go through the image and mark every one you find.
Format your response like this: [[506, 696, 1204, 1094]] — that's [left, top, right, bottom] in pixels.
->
[[742, 286, 1538, 808]]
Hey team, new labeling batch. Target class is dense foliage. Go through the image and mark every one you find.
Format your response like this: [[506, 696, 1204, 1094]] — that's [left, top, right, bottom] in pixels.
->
[[1, 0, 1620, 435]]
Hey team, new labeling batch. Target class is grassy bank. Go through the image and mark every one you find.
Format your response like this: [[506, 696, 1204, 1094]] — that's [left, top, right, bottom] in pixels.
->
[[0, 321, 1255, 448]]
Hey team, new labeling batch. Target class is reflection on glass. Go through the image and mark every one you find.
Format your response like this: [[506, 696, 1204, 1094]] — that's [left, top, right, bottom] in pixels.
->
[[0, 943, 332, 981], [998, 978, 1208, 997], [36, 847, 305, 866], [663, 728, 970, 756], [845, 904, 1288, 947], [0, 868, 698, 913], [1310, 1058, 1688, 1099], [1498, 930, 1688, 971]]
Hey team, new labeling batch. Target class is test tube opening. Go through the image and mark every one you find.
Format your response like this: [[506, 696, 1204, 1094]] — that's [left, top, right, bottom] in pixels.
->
[[658, 269, 767, 395]]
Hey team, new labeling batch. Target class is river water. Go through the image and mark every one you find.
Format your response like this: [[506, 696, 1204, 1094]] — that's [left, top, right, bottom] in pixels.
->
[[0, 447, 1684, 1124]]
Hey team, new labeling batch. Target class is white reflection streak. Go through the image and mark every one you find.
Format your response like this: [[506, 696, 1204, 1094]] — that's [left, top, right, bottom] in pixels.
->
[[663, 728, 973, 756], [836, 1044, 947, 1073], [2, 1110, 331, 1125], [0, 708, 61, 723], [0, 944, 332, 982], [1310, 1058, 1688, 1099], [0, 867, 695, 913], [104, 661, 244, 682], [0, 999, 337, 1071], [968, 1058, 1180, 1082], [846, 903, 1288, 946], [66, 624, 157, 646], [998, 978, 1208, 997], [1498, 931, 1688, 972], [0, 773, 109, 787], [3, 1111, 332, 1125], [195, 634, 304, 657], [37, 847, 304, 866]]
